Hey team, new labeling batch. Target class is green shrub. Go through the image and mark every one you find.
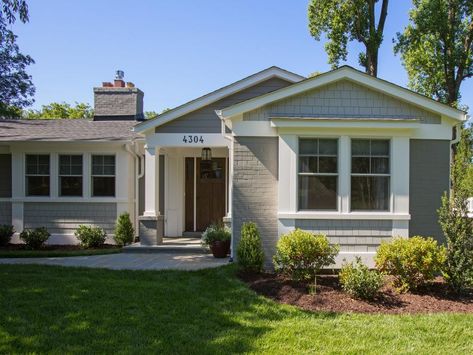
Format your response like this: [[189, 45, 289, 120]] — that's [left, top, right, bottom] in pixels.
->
[[273, 229, 339, 293], [201, 223, 231, 247], [20, 227, 50, 249], [114, 212, 134, 246], [237, 222, 264, 272], [0, 225, 14, 246], [339, 257, 383, 300], [75, 225, 107, 248], [375, 236, 446, 293], [438, 192, 473, 293]]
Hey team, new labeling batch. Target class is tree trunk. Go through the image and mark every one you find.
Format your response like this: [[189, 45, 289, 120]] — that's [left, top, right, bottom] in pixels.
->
[[366, 49, 378, 77]]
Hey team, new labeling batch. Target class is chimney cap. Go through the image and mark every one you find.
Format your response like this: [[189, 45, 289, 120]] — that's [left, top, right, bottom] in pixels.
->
[[115, 70, 125, 80]]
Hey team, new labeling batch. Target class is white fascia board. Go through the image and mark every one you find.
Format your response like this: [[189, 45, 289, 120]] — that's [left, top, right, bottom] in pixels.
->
[[219, 67, 466, 122], [270, 118, 420, 130], [278, 212, 411, 220], [133, 67, 304, 134]]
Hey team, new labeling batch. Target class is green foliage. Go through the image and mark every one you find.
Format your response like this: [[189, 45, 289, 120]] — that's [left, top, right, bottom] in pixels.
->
[[201, 223, 231, 247], [144, 111, 158, 119], [308, 0, 389, 76], [24, 102, 94, 119], [451, 126, 473, 197], [375, 236, 446, 293], [394, 0, 473, 106], [0, 224, 15, 246], [340, 257, 383, 300], [237, 222, 264, 272], [273, 229, 339, 293], [114, 212, 134, 246], [74, 225, 107, 249], [438, 192, 473, 293], [19, 227, 50, 250]]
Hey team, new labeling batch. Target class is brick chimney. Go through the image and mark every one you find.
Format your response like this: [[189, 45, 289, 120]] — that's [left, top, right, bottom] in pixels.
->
[[93, 70, 144, 121]]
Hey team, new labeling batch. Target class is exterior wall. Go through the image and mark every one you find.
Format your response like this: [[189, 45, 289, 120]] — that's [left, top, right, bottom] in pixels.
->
[[295, 219, 393, 252], [24, 202, 117, 234], [0, 202, 12, 225], [409, 139, 450, 241], [94, 87, 144, 120], [157, 77, 292, 134], [243, 80, 441, 124], [0, 154, 12, 197], [232, 137, 278, 266]]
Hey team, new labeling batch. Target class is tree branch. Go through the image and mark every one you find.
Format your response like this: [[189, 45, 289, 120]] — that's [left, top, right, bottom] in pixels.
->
[[377, 0, 389, 38]]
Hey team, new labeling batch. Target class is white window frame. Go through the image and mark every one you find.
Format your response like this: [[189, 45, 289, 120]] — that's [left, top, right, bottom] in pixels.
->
[[349, 138, 391, 212], [91, 154, 116, 197], [58, 154, 84, 197], [297, 137, 339, 211], [25, 154, 50, 197]]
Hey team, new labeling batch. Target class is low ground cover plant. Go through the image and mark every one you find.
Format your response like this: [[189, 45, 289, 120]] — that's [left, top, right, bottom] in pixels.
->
[[339, 257, 383, 300], [20, 227, 50, 249], [237, 222, 264, 272], [375, 236, 446, 293], [273, 229, 339, 293], [0, 224, 14, 246], [75, 225, 107, 248], [114, 212, 134, 246]]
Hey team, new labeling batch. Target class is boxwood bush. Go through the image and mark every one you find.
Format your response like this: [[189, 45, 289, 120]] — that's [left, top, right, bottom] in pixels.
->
[[237, 222, 264, 272], [340, 257, 383, 300], [0, 225, 14, 246], [273, 229, 339, 293], [75, 225, 107, 248], [375, 236, 446, 293], [20, 227, 50, 249]]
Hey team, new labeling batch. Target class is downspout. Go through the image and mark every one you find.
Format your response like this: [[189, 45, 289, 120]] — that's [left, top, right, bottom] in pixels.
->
[[124, 141, 144, 237]]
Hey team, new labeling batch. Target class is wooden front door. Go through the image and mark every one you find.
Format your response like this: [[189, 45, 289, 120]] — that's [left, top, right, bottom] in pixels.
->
[[185, 157, 226, 232]]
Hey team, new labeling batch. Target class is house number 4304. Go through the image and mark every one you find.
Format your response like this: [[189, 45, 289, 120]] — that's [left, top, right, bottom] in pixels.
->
[[182, 135, 204, 144]]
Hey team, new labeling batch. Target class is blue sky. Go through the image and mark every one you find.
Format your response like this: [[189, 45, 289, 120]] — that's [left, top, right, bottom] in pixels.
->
[[14, 0, 473, 115]]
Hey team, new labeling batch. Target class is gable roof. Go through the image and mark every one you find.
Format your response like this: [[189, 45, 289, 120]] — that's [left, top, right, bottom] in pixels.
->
[[0, 119, 141, 142], [133, 66, 304, 133], [216, 66, 467, 122]]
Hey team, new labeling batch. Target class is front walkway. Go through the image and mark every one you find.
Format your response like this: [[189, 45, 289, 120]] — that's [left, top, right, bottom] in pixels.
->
[[0, 253, 229, 271]]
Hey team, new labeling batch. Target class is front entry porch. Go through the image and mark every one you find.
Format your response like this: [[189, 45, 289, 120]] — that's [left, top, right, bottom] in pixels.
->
[[138, 132, 231, 246]]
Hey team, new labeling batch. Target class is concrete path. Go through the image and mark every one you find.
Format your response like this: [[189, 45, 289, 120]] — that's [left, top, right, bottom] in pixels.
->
[[0, 253, 229, 271]]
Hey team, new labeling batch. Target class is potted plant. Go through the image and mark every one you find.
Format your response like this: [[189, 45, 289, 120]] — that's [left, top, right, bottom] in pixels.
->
[[202, 223, 231, 258]]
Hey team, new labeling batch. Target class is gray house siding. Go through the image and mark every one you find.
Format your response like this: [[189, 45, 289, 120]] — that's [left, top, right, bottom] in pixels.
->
[[24, 202, 117, 234], [232, 137, 278, 266], [0, 202, 12, 225], [295, 219, 393, 252], [156, 77, 293, 133], [243, 80, 441, 124], [409, 139, 450, 241], [0, 154, 12, 197]]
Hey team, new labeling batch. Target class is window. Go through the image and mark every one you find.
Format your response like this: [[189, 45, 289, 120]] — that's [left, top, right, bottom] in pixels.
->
[[298, 138, 338, 210], [59, 155, 83, 196], [351, 139, 390, 211], [92, 155, 115, 197], [25, 154, 50, 196]]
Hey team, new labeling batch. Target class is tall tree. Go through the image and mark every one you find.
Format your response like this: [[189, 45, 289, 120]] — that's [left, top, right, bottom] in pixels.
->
[[24, 102, 94, 119], [0, 0, 35, 117], [395, 0, 473, 107], [308, 0, 389, 77]]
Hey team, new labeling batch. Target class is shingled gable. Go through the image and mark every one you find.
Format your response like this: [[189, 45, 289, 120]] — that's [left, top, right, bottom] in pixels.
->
[[133, 66, 304, 133]]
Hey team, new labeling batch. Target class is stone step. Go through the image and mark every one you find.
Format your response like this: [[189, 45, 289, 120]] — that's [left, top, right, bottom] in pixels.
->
[[123, 242, 209, 254]]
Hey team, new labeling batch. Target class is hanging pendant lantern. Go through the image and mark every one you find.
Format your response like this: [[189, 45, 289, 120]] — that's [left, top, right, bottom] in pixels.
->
[[201, 147, 212, 161]]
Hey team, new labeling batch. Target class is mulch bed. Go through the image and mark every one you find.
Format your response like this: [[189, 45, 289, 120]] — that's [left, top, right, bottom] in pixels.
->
[[239, 272, 473, 314], [0, 244, 118, 251]]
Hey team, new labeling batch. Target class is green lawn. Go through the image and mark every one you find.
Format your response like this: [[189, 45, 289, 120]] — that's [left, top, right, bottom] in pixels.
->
[[0, 248, 121, 258], [0, 265, 472, 354]]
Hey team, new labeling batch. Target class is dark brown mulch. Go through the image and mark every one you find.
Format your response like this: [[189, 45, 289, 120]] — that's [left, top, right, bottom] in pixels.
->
[[238, 271, 473, 314], [0, 244, 118, 251]]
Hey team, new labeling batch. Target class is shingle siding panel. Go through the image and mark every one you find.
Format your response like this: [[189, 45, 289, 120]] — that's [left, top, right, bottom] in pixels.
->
[[157, 77, 293, 133], [24, 202, 117, 234], [0, 202, 11, 225], [232, 137, 279, 266], [243, 80, 441, 124], [409, 140, 450, 241]]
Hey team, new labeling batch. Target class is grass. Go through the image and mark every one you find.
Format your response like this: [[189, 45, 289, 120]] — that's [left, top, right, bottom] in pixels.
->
[[0, 248, 121, 258], [0, 264, 472, 354]]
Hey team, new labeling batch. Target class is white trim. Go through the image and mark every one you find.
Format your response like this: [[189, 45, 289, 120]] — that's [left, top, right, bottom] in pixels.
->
[[218, 66, 466, 122], [147, 133, 229, 148], [10, 197, 129, 203], [193, 157, 197, 232], [134, 67, 304, 133], [271, 118, 421, 130], [278, 212, 411, 220]]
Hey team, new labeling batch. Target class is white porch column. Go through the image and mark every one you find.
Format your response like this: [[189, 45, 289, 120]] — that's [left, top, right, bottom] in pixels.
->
[[143, 146, 159, 217]]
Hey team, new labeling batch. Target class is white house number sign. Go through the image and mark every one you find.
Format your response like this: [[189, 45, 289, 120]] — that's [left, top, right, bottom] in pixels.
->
[[182, 135, 204, 144]]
